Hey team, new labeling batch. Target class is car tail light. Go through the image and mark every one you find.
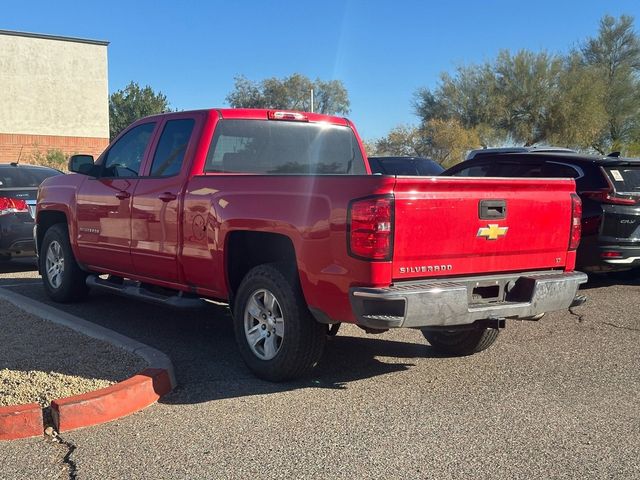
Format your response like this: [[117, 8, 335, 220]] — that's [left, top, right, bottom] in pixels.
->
[[0, 197, 28, 216], [569, 193, 582, 250], [582, 189, 639, 206], [348, 195, 393, 260], [601, 251, 622, 258], [267, 111, 309, 122]]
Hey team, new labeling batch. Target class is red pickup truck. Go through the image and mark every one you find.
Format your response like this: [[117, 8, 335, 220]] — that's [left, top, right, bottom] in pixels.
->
[[36, 109, 586, 381]]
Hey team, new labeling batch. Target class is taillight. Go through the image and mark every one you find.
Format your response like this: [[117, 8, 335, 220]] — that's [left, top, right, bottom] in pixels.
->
[[267, 111, 309, 122], [601, 251, 622, 258], [569, 193, 582, 250], [0, 197, 28, 216], [582, 189, 638, 205], [348, 195, 393, 260]]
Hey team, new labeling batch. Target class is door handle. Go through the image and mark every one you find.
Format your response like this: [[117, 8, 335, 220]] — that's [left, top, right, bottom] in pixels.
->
[[158, 192, 177, 203], [479, 199, 506, 219], [115, 191, 130, 200]]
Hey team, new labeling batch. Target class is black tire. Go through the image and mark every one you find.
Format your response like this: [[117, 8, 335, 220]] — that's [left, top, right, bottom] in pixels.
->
[[233, 263, 326, 382], [0, 255, 11, 262], [40, 223, 89, 302], [422, 327, 499, 356]]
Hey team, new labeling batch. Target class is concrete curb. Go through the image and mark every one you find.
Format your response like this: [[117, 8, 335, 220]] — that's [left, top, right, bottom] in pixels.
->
[[0, 403, 43, 441], [51, 368, 173, 432], [0, 288, 177, 438]]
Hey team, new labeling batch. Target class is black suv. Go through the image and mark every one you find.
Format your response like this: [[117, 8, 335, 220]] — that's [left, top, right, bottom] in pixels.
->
[[443, 150, 640, 272], [0, 163, 63, 261]]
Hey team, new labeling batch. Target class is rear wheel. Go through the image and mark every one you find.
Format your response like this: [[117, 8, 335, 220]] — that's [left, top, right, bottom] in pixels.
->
[[40, 223, 89, 302], [422, 328, 499, 356], [233, 264, 326, 381]]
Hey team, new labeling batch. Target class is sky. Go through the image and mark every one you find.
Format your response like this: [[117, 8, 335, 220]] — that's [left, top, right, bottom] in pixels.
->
[[3, 0, 640, 140]]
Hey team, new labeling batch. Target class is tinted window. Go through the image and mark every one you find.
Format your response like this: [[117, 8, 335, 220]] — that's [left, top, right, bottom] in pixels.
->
[[452, 162, 543, 177], [370, 158, 444, 176], [452, 164, 492, 177], [0, 166, 61, 188], [149, 119, 195, 177], [542, 162, 581, 178], [205, 120, 366, 174], [603, 166, 640, 193], [492, 162, 543, 177], [102, 123, 156, 177]]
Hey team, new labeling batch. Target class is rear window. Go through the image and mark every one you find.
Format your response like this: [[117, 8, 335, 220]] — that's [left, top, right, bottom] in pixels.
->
[[0, 166, 61, 188], [205, 120, 366, 174], [603, 166, 640, 193]]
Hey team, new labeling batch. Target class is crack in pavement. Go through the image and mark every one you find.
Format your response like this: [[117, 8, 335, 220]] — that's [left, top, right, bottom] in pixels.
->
[[47, 430, 78, 480], [569, 307, 586, 323], [601, 321, 640, 332]]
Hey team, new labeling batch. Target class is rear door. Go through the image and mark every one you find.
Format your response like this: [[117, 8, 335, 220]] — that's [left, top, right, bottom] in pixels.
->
[[130, 115, 200, 283], [391, 177, 575, 280], [600, 164, 640, 242]]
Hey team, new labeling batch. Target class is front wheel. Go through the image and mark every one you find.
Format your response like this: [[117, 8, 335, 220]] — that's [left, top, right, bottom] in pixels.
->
[[422, 328, 499, 356], [233, 264, 326, 381], [40, 223, 89, 302]]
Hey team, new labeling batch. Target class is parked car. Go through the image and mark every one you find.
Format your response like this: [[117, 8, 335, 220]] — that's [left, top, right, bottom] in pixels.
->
[[36, 109, 586, 381], [443, 150, 640, 272], [368, 156, 444, 176], [0, 163, 63, 261]]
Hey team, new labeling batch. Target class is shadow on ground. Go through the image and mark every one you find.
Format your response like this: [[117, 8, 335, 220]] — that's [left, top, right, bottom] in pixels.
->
[[580, 269, 640, 290], [0, 257, 38, 276]]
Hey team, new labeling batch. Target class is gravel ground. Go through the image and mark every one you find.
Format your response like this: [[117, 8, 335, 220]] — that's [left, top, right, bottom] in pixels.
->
[[0, 298, 147, 407]]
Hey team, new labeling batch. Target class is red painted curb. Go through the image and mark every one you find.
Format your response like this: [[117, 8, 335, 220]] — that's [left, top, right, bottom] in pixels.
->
[[0, 403, 43, 440], [51, 368, 173, 433]]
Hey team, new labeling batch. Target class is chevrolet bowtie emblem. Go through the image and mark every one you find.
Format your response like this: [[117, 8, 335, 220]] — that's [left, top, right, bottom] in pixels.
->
[[477, 224, 508, 240]]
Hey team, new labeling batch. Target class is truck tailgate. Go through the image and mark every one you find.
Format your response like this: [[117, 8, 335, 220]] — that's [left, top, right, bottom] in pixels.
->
[[392, 177, 576, 280]]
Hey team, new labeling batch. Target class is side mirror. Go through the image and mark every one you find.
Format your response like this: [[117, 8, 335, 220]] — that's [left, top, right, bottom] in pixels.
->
[[68, 154, 94, 174]]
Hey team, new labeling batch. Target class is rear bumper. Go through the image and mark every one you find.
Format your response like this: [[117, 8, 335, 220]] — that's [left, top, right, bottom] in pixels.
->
[[0, 214, 36, 257], [598, 244, 640, 266], [349, 271, 588, 329]]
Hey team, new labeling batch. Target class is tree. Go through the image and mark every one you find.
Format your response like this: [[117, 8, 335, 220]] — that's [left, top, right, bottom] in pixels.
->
[[546, 53, 608, 150], [581, 15, 640, 153], [226, 74, 350, 115], [370, 120, 480, 167], [109, 82, 170, 140], [371, 125, 428, 157]]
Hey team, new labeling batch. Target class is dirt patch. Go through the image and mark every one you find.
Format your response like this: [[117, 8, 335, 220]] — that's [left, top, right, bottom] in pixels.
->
[[0, 299, 147, 407]]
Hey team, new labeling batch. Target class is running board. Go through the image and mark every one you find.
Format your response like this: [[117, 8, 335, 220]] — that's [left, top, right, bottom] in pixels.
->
[[86, 275, 207, 309]]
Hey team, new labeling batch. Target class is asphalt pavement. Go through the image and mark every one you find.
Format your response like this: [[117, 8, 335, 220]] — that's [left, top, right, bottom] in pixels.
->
[[0, 260, 638, 479]]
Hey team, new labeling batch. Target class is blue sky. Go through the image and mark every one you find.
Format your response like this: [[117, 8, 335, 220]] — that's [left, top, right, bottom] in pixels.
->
[[4, 0, 640, 140]]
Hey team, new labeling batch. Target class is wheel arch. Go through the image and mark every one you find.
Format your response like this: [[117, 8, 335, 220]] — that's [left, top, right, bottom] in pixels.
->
[[36, 210, 68, 256], [225, 230, 299, 301]]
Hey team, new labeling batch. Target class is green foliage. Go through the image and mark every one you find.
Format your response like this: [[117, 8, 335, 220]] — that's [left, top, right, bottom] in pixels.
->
[[368, 120, 482, 168], [410, 14, 640, 162], [581, 15, 640, 153], [109, 82, 170, 140], [30, 149, 68, 170], [226, 74, 350, 115]]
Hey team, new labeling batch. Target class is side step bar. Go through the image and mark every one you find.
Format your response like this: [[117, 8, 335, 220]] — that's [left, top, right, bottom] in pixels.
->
[[86, 275, 207, 309]]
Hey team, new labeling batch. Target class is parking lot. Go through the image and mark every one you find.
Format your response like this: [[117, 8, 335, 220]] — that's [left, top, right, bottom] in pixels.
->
[[0, 260, 638, 479]]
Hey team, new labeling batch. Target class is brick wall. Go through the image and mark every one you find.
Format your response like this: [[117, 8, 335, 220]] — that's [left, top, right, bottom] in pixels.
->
[[0, 133, 109, 163]]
